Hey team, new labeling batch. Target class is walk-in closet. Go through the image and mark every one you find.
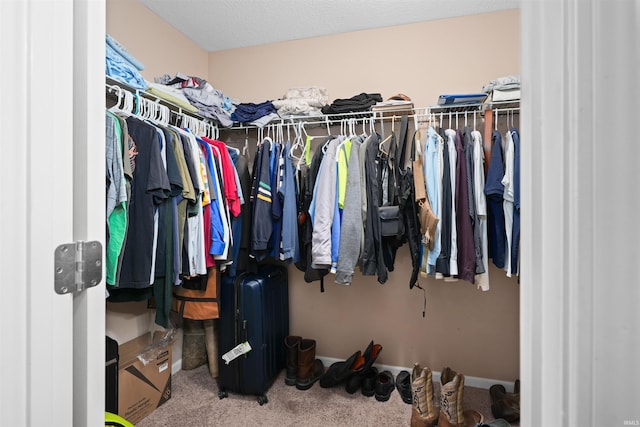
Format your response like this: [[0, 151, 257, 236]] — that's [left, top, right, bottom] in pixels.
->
[[3, 1, 638, 426]]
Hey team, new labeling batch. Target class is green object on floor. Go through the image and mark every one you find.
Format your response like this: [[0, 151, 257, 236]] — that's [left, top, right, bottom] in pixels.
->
[[105, 411, 134, 427]]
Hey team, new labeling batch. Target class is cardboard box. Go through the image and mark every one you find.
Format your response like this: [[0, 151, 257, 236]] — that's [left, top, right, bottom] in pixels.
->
[[118, 332, 172, 425]]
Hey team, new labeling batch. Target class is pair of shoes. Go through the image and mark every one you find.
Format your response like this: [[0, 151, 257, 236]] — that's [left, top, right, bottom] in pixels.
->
[[345, 341, 383, 394], [374, 370, 395, 402], [436, 367, 484, 427], [396, 370, 412, 404], [489, 381, 520, 423], [284, 336, 325, 390], [319, 349, 366, 388], [410, 363, 439, 427]]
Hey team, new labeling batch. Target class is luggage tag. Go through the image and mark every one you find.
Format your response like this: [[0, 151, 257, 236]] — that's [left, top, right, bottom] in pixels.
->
[[222, 341, 252, 364]]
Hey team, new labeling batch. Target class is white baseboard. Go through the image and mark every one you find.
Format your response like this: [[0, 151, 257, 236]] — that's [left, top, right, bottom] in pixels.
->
[[173, 355, 516, 393], [317, 356, 516, 392], [172, 358, 182, 375]]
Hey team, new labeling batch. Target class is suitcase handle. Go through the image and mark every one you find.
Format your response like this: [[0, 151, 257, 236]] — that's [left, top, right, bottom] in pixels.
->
[[266, 268, 283, 279], [242, 319, 248, 348]]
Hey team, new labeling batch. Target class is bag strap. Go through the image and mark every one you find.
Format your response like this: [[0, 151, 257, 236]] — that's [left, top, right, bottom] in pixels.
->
[[396, 115, 410, 173]]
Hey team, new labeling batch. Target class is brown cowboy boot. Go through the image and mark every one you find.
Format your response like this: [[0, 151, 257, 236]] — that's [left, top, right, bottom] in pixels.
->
[[437, 371, 483, 427], [411, 363, 439, 427]]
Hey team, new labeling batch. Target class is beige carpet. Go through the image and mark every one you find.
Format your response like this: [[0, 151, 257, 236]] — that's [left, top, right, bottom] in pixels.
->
[[136, 365, 515, 426]]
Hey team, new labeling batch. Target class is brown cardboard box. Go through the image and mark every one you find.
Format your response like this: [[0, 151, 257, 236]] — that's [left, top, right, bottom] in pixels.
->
[[117, 332, 172, 425]]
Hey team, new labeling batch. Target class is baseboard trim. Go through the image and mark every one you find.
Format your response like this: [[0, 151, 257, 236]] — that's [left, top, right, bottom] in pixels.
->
[[172, 358, 182, 375], [317, 356, 516, 392], [174, 355, 515, 392]]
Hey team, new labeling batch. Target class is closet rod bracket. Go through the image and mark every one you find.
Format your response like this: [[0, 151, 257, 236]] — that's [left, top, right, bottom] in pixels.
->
[[54, 240, 102, 295]]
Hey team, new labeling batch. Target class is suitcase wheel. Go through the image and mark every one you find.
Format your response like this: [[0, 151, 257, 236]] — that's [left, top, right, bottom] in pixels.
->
[[218, 390, 228, 399], [257, 395, 268, 405]]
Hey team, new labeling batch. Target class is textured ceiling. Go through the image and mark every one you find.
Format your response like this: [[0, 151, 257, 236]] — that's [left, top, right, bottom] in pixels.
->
[[137, 0, 519, 52]]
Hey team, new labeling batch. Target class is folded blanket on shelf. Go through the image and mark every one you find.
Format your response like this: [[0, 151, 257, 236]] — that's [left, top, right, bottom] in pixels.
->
[[146, 81, 199, 113], [482, 75, 521, 93], [105, 40, 146, 90], [231, 101, 277, 124], [321, 93, 383, 114], [106, 34, 145, 71]]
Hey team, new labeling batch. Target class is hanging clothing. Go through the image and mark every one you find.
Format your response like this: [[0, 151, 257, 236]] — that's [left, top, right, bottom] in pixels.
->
[[510, 128, 521, 275], [454, 129, 476, 284], [362, 133, 388, 284], [118, 116, 171, 289], [502, 129, 515, 277], [472, 130, 490, 291], [311, 137, 341, 269], [335, 138, 363, 285], [484, 130, 506, 269]]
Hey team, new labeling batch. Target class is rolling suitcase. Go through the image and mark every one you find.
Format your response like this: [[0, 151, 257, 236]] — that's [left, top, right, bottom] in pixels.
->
[[217, 265, 289, 405], [105, 336, 119, 414]]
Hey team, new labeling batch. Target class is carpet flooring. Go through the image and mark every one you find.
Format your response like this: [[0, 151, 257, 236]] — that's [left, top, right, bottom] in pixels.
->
[[136, 365, 518, 427]]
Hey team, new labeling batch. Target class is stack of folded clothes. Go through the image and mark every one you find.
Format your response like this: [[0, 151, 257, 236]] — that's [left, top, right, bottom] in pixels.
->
[[321, 93, 383, 115], [145, 81, 199, 114], [105, 34, 146, 90], [482, 75, 521, 102], [231, 101, 279, 127], [156, 73, 235, 127], [272, 87, 329, 117]]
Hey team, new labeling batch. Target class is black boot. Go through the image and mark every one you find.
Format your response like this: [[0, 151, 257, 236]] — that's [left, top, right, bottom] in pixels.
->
[[345, 341, 382, 393], [284, 336, 301, 386], [319, 350, 365, 388]]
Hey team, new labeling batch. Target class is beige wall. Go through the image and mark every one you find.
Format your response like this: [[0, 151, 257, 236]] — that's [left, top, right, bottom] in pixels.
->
[[105, 1, 520, 381], [211, 9, 520, 382], [208, 10, 519, 108]]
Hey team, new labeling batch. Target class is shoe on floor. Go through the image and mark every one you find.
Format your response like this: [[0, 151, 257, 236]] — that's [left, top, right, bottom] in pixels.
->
[[361, 367, 378, 397], [489, 384, 520, 423], [478, 419, 511, 427], [374, 370, 395, 402], [319, 350, 365, 388], [345, 341, 383, 394], [395, 370, 412, 404]]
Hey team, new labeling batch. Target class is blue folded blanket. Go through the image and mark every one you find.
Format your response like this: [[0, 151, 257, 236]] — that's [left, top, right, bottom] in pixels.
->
[[106, 33, 144, 71], [106, 41, 147, 90]]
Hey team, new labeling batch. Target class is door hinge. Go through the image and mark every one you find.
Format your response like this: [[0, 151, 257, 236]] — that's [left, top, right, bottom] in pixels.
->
[[54, 240, 102, 294]]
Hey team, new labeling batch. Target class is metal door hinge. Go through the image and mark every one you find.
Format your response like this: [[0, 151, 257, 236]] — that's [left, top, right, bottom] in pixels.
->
[[54, 241, 102, 294]]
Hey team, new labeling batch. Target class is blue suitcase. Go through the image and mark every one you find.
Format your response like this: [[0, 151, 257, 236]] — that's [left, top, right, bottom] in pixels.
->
[[217, 265, 289, 405]]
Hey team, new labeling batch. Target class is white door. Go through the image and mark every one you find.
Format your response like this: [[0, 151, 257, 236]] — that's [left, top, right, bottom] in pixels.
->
[[0, 1, 105, 426]]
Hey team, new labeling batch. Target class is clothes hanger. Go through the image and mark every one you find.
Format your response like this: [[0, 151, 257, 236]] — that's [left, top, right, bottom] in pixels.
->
[[107, 85, 124, 112], [243, 128, 249, 156], [289, 122, 305, 168], [378, 115, 396, 155]]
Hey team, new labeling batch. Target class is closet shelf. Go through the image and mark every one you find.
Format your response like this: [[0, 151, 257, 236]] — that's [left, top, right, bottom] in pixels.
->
[[106, 76, 209, 122], [105, 77, 519, 133]]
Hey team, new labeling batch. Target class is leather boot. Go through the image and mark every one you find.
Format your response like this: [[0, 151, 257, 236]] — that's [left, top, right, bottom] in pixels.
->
[[437, 372, 483, 427], [295, 338, 324, 390], [284, 336, 302, 386], [181, 319, 207, 370], [490, 384, 520, 423], [203, 319, 218, 378], [411, 363, 439, 427], [319, 350, 365, 388], [345, 341, 382, 394]]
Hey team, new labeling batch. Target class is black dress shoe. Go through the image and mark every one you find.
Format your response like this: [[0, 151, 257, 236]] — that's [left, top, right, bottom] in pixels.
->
[[395, 370, 412, 404], [360, 367, 378, 397], [374, 370, 395, 402]]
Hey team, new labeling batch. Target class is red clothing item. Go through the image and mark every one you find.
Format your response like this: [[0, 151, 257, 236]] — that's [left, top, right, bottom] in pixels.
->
[[202, 137, 240, 217]]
